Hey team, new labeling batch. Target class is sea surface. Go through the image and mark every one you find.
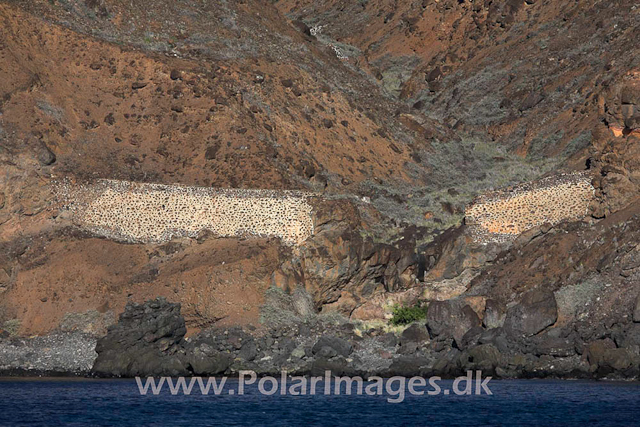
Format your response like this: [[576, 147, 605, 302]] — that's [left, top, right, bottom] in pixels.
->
[[0, 377, 639, 426]]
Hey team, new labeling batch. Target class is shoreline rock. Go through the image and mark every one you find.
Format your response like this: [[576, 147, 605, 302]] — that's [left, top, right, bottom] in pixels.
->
[[80, 298, 640, 380]]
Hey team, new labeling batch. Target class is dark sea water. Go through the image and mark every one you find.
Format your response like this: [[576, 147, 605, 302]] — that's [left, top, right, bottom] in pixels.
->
[[0, 378, 639, 426]]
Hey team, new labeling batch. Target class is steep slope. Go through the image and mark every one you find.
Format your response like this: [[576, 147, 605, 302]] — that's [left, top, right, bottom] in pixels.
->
[[1, 0, 428, 190], [0, 0, 445, 335], [1, 0, 639, 353], [277, 0, 640, 164]]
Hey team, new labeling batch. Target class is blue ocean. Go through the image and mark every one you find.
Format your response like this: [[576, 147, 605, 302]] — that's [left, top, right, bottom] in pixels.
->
[[0, 378, 638, 426]]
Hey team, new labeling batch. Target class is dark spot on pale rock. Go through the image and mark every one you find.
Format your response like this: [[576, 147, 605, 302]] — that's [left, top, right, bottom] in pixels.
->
[[205, 144, 220, 160]]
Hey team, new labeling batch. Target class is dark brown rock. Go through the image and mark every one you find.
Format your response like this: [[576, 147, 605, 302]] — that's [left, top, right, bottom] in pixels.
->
[[520, 92, 544, 111], [458, 326, 484, 350], [585, 338, 616, 366], [36, 141, 56, 166], [104, 113, 115, 126], [621, 84, 639, 105], [292, 20, 312, 37], [400, 323, 429, 346], [426, 300, 454, 338], [425, 67, 442, 83], [204, 144, 219, 160], [454, 306, 482, 347], [426, 300, 481, 347], [504, 289, 557, 337]]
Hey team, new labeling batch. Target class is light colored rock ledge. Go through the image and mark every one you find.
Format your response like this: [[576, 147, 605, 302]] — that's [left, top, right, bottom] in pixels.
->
[[55, 179, 316, 246], [465, 172, 595, 244]]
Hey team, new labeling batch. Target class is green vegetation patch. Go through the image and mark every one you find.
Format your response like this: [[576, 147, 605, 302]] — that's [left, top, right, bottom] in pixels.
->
[[389, 303, 428, 326]]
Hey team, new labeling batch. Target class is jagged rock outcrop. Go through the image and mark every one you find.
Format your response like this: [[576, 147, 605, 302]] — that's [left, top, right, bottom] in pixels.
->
[[590, 75, 640, 217], [423, 226, 503, 282], [426, 300, 481, 347], [92, 298, 189, 377], [273, 198, 423, 315], [602, 76, 640, 138]]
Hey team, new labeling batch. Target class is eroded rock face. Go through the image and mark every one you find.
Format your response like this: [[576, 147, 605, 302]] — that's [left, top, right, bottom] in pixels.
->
[[426, 300, 481, 347], [603, 77, 640, 136], [423, 226, 503, 282], [92, 298, 188, 377], [589, 75, 640, 217], [504, 289, 558, 337], [274, 198, 422, 315], [483, 300, 506, 329], [590, 134, 640, 217]]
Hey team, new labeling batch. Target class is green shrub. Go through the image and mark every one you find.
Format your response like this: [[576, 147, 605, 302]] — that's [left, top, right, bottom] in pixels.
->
[[389, 303, 428, 326]]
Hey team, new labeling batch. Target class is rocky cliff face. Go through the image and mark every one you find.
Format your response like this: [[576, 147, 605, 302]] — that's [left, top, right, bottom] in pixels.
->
[[1, 0, 640, 379], [0, 0, 444, 336], [590, 75, 640, 217], [274, 198, 422, 315]]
